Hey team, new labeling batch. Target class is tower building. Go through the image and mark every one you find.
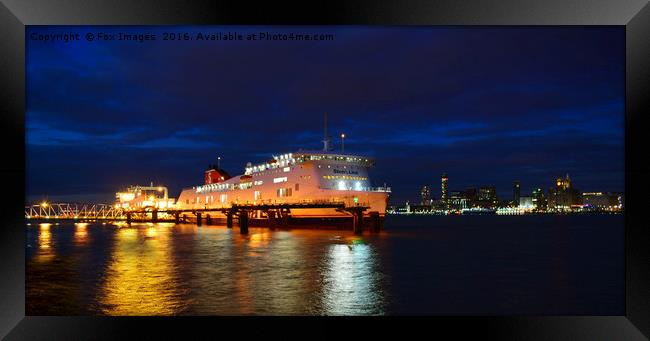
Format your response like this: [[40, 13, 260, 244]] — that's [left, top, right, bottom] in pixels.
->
[[421, 185, 431, 205], [441, 173, 448, 203], [513, 180, 521, 207]]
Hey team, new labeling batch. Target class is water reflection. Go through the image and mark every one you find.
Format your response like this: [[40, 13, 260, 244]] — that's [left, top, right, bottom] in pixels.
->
[[36, 223, 54, 262], [320, 238, 385, 315], [98, 224, 185, 315], [28, 223, 388, 315], [247, 231, 271, 252], [247, 230, 309, 314], [26, 216, 624, 316], [74, 223, 89, 245]]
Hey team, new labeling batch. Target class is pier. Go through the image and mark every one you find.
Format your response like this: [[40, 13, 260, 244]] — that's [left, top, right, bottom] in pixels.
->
[[25, 201, 382, 234]]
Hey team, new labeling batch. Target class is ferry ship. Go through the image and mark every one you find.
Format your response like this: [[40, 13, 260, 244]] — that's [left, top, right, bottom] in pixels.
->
[[175, 120, 390, 226]]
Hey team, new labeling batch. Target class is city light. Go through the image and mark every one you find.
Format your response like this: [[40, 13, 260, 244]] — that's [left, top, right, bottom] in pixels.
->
[[390, 172, 623, 215]]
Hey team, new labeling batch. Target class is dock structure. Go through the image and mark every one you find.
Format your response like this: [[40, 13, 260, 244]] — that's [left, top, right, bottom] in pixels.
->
[[26, 201, 379, 234], [167, 202, 372, 234]]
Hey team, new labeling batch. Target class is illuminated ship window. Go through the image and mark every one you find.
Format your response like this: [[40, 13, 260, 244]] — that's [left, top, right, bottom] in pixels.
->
[[276, 187, 293, 198]]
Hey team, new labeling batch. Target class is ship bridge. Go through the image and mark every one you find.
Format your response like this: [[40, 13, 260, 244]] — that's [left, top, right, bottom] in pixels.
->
[[245, 151, 375, 175]]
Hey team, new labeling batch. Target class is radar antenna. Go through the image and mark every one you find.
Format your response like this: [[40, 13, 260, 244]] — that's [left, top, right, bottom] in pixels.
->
[[322, 112, 332, 151]]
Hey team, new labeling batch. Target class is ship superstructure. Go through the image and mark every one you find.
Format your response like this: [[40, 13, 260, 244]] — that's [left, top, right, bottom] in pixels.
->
[[176, 151, 390, 219], [116, 184, 176, 210]]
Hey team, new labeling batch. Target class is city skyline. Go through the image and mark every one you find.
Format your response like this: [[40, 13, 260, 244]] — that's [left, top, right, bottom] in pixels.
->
[[409, 172, 621, 205], [26, 26, 624, 204], [400, 172, 623, 214]]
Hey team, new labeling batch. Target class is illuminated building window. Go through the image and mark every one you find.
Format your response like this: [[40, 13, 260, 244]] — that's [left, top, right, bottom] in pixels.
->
[[273, 177, 288, 183]]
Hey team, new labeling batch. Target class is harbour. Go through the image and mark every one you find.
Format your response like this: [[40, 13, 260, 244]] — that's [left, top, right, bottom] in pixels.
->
[[23, 25, 627, 320]]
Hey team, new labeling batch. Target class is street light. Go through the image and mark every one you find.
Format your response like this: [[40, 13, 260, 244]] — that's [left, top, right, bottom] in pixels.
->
[[340, 133, 345, 153], [217, 156, 221, 169]]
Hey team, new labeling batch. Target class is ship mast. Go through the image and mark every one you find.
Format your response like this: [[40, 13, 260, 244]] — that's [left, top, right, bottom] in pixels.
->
[[322, 112, 332, 151]]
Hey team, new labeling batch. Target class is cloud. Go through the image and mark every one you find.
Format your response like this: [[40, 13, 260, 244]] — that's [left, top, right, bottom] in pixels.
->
[[26, 26, 624, 204]]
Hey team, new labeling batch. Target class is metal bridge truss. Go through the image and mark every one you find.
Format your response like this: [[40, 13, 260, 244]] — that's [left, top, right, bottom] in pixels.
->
[[25, 203, 126, 219]]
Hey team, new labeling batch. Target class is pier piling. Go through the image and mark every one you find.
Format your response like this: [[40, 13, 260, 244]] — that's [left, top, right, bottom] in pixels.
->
[[196, 212, 202, 226], [174, 213, 180, 224], [126, 212, 132, 225], [239, 210, 249, 234], [369, 212, 380, 232], [152, 209, 158, 223], [205, 214, 212, 225], [227, 212, 233, 228], [352, 210, 363, 234]]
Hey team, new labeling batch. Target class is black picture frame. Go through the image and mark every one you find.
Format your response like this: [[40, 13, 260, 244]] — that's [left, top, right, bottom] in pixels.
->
[[1, 0, 648, 339]]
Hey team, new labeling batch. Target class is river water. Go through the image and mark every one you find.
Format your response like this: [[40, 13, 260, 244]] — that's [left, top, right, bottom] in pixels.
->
[[26, 215, 623, 315]]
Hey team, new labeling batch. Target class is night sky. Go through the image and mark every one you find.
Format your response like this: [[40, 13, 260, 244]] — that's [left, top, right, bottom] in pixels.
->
[[27, 26, 624, 205]]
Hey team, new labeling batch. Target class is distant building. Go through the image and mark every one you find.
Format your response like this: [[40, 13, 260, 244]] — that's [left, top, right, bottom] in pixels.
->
[[449, 190, 469, 210], [420, 185, 431, 205], [478, 186, 498, 208], [519, 196, 534, 209], [531, 187, 547, 210], [582, 192, 623, 211], [513, 180, 521, 206], [441, 173, 449, 204], [548, 174, 581, 211], [465, 187, 478, 207]]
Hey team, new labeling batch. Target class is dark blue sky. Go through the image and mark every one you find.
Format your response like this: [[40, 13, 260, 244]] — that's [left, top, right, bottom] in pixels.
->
[[26, 26, 624, 204]]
